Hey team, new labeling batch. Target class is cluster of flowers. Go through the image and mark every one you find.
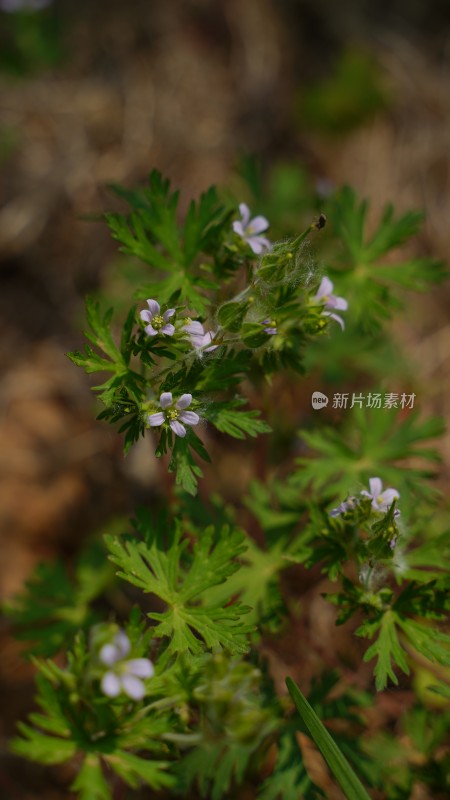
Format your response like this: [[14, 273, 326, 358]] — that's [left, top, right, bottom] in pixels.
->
[[330, 477, 400, 517], [140, 300, 218, 351], [232, 204, 348, 332], [139, 204, 350, 440], [330, 477, 400, 548]]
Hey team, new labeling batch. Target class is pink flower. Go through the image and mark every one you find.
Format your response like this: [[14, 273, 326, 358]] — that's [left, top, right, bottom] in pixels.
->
[[183, 320, 218, 352], [99, 631, 154, 701], [148, 392, 200, 438], [361, 477, 400, 513], [232, 203, 271, 255], [140, 299, 175, 337], [314, 277, 348, 330]]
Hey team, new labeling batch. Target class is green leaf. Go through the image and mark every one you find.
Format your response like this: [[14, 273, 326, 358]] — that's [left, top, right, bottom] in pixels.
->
[[397, 618, 450, 667], [11, 720, 77, 765], [259, 727, 324, 800], [204, 537, 287, 627], [294, 406, 443, 505], [107, 171, 229, 311], [105, 750, 174, 792], [180, 739, 259, 800], [428, 681, 450, 700], [286, 678, 372, 800], [207, 400, 272, 440], [4, 539, 114, 656], [326, 187, 448, 330], [105, 519, 254, 659], [217, 300, 250, 332], [361, 610, 410, 691], [241, 322, 271, 348], [71, 756, 111, 800], [167, 434, 205, 496]]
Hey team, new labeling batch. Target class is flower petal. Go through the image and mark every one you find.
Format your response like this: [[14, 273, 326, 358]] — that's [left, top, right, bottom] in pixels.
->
[[160, 323, 175, 336], [238, 203, 250, 227], [148, 412, 165, 427], [202, 332, 218, 351], [333, 296, 348, 311], [328, 312, 345, 330], [329, 504, 346, 517], [140, 310, 153, 323], [379, 489, 400, 507], [163, 308, 176, 321], [248, 235, 271, 254], [125, 658, 155, 678], [170, 419, 186, 437], [368, 477, 382, 498], [232, 221, 245, 237], [101, 671, 121, 697], [184, 321, 205, 335], [316, 276, 333, 300], [248, 215, 269, 234], [144, 325, 158, 336], [159, 392, 173, 409], [179, 410, 199, 426], [114, 631, 131, 658], [121, 674, 146, 701], [146, 299, 160, 316], [176, 393, 192, 410], [99, 644, 120, 666]]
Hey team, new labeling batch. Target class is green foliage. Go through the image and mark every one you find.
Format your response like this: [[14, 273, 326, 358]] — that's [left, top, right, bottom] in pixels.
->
[[105, 512, 253, 660], [70, 756, 111, 800], [286, 677, 372, 800], [261, 672, 371, 800], [328, 578, 450, 692], [325, 187, 448, 332], [106, 171, 230, 312], [4, 539, 114, 656], [206, 399, 272, 440], [11, 169, 450, 799], [179, 654, 276, 800], [259, 727, 324, 800], [293, 406, 444, 505], [365, 705, 450, 799], [11, 639, 176, 798], [0, 5, 63, 76]]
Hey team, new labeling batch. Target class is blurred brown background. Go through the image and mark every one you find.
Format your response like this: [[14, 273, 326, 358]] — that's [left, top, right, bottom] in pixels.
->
[[1, 1, 450, 797]]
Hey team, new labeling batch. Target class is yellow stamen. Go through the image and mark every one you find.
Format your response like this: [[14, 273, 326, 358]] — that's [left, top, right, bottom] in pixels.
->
[[152, 314, 164, 328]]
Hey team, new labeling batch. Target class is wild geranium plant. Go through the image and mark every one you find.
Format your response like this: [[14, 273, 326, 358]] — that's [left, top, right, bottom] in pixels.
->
[[7, 170, 450, 800]]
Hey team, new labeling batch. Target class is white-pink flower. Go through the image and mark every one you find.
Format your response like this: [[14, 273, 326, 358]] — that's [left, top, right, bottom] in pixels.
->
[[232, 203, 271, 255], [361, 477, 400, 513], [183, 320, 218, 352], [148, 392, 200, 438], [313, 277, 348, 330], [99, 631, 154, 701], [140, 299, 175, 337]]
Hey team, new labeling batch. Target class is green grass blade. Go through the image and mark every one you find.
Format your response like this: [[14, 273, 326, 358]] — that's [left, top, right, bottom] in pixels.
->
[[286, 677, 372, 800]]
